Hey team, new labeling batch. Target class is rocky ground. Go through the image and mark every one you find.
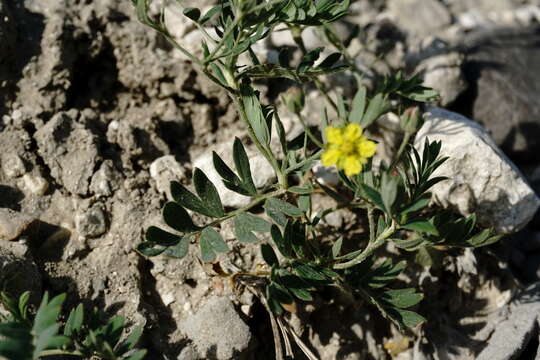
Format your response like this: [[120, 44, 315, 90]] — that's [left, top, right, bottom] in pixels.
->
[[2, 0, 540, 359]]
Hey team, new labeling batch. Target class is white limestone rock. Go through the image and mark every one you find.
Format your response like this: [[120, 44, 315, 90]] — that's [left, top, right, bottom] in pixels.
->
[[150, 155, 187, 200], [415, 107, 540, 234]]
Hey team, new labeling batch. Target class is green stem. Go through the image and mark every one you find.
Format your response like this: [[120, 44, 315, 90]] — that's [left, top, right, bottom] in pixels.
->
[[333, 221, 396, 269], [390, 131, 412, 169], [209, 189, 286, 227], [40, 349, 83, 357], [284, 150, 322, 175], [296, 113, 324, 148], [314, 79, 339, 113], [367, 206, 376, 243], [205, 0, 284, 64]]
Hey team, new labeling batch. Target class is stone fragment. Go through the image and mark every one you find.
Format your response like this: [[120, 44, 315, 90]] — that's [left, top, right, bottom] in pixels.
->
[[312, 162, 339, 186], [387, 0, 451, 37], [477, 282, 540, 360], [149, 155, 186, 199], [75, 204, 108, 238], [462, 28, 540, 162], [22, 173, 49, 195], [0, 208, 35, 241], [90, 160, 121, 197], [193, 144, 274, 208], [182, 296, 253, 359], [415, 108, 540, 234], [1, 153, 26, 178], [417, 52, 468, 106], [35, 112, 100, 196]]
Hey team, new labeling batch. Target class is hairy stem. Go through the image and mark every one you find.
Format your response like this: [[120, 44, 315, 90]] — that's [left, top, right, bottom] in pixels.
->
[[333, 221, 396, 269], [40, 349, 84, 357]]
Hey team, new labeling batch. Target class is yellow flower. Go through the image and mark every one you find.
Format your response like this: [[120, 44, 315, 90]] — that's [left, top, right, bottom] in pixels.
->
[[321, 123, 377, 176]]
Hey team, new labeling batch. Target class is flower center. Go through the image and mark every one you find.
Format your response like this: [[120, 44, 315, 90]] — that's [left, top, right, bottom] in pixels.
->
[[340, 141, 355, 155]]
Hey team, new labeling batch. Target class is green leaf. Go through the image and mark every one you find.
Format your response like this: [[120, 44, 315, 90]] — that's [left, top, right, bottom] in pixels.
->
[[163, 202, 200, 233], [170, 181, 211, 217], [292, 262, 327, 282], [261, 244, 279, 266], [276, 270, 313, 301], [145, 226, 181, 246], [199, 5, 222, 25], [349, 86, 366, 123], [297, 47, 323, 73], [33, 293, 65, 334], [137, 242, 167, 257], [233, 138, 257, 195], [64, 304, 84, 336], [390, 308, 426, 329], [332, 237, 343, 258], [116, 326, 144, 355], [163, 234, 191, 259], [265, 198, 303, 217], [234, 212, 271, 243], [193, 168, 225, 218], [200, 227, 228, 263], [401, 220, 438, 236], [212, 151, 239, 184], [358, 184, 385, 211], [360, 93, 389, 128], [400, 195, 431, 216], [240, 82, 271, 147], [285, 220, 307, 259], [271, 225, 293, 258], [183, 7, 200, 21], [381, 172, 398, 215], [380, 289, 423, 308], [318, 52, 341, 69], [392, 236, 425, 250]]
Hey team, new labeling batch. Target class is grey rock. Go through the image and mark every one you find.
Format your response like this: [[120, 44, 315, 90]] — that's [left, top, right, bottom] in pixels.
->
[[75, 204, 107, 238], [417, 52, 468, 106], [182, 296, 253, 359], [387, 0, 451, 37], [0, 208, 35, 241], [477, 282, 540, 360], [177, 345, 200, 360], [90, 160, 121, 197], [462, 28, 540, 163], [446, 0, 518, 14], [35, 112, 101, 196], [415, 108, 540, 234], [149, 155, 186, 200]]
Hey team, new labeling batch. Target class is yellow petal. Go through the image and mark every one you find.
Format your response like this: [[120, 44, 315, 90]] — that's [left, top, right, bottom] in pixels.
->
[[325, 127, 343, 145], [343, 123, 363, 142], [343, 156, 362, 176], [321, 148, 341, 166], [358, 139, 377, 158]]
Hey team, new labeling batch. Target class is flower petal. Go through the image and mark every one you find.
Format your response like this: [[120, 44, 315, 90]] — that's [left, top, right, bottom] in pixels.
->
[[358, 139, 377, 158], [321, 148, 341, 166], [343, 156, 362, 176], [344, 123, 363, 142], [325, 127, 343, 145]]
